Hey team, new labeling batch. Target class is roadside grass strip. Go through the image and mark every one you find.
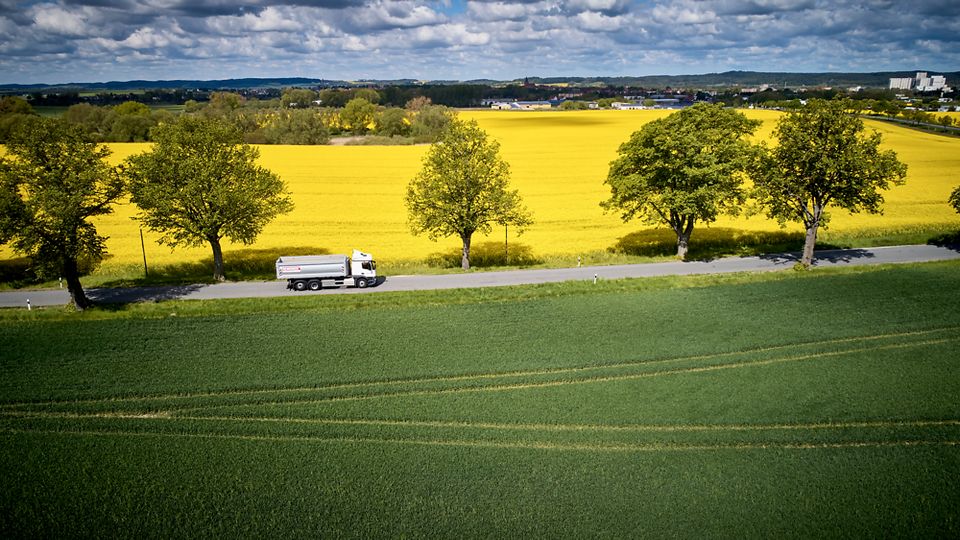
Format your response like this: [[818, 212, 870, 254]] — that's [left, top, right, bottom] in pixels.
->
[[2, 326, 958, 453]]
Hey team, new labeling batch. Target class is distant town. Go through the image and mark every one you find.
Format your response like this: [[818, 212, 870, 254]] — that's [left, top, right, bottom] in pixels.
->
[[2, 70, 957, 112], [2, 70, 957, 146]]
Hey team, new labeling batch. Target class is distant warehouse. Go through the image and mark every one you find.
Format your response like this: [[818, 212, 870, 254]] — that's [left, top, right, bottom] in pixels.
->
[[489, 100, 552, 110]]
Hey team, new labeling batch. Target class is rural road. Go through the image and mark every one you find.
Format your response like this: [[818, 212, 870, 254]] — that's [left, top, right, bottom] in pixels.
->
[[2, 244, 958, 309]]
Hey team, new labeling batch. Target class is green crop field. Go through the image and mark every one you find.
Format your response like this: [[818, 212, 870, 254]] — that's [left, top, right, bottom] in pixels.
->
[[2, 262, 960, 537]]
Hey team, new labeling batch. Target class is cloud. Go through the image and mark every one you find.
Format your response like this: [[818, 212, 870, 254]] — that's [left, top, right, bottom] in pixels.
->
[[205, 6, 306, 35], [574, 10, 627, 32], [467, 1, 547, 21], [337, 1, 447, 32], [0, 0, 958, 84], [30, 3, 94, 36]]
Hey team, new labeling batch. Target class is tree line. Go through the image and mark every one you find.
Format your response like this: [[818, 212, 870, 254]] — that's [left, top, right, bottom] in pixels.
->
[[3, 99, 959, 312], [1, 116, 293, 309], [0, 90, 455, 145]]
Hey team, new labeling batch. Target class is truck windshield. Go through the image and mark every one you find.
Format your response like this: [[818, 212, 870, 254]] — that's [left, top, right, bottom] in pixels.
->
[[361, 261, 375, 271]]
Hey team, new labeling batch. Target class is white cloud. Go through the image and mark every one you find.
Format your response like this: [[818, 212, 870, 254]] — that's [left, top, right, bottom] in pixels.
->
[[651, 5, 717, 25], [1, 0, 959, 84], [575, 11, 626, 32], [206, 6, 305, 35], [468, 1, 551, 21], [343, 1, 446, 31], [409, 23, 490, 47], [120, 26, 192, 49], [31, 4, 92, 36], [564, 0, 630, 15]]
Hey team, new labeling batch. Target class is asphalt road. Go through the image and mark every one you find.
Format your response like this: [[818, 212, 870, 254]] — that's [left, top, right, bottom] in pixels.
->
[[2, 244, 958, 309]]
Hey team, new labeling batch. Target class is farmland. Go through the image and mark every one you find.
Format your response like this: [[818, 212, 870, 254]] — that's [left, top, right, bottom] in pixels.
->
[[4, 109, 957, 282], [1, 261, 959, 536]]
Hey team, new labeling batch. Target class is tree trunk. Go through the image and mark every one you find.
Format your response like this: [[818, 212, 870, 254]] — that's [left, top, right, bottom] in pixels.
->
[[675, 217, 695, 260], [63, 257, 91, 311], [461, 234, 472, 270], [801, 221, 819, 267], [676, 234, 689, 259], [209, 237, 226, 281]]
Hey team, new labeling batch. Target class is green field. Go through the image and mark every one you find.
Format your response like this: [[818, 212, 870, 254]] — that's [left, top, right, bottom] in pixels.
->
[[2, 262, 960, 536]]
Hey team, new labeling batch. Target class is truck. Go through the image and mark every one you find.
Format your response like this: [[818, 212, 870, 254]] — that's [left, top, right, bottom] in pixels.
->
[[276, 249, 377, 291]]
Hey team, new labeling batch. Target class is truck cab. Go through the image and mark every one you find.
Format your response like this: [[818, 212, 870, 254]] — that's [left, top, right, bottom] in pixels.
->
[[349, 249, 377, 283]]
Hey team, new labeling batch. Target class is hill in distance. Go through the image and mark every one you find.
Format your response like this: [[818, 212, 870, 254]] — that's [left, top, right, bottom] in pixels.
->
[[1, 71, 957, 92]]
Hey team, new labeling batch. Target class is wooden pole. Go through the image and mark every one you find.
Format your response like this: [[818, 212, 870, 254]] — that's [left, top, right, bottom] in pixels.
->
[[504, 224, 508, 264], [140, 227, 148, 278]]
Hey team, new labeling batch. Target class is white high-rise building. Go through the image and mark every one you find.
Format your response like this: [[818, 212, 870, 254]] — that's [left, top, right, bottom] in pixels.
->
[[889, 77, 913, 90], [889, 72, 949, 92], [917, 74, 947, 92]]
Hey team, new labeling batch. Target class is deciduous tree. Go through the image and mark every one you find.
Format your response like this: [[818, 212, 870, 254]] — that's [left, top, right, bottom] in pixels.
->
[[340, 97, 378, 135], [409, 104, 453, 142], [602, 103, 761, 259], [405, 119, 533, 270], [375, 107, 411, 137], [122, 117, 293, 281], [0, 96, 34, 115], [751, 99, 908, 267], [259, 109, 330, 144], [950, 185, 960, 214], [281, 88, 318, 109], [0, 118, 124, 310]]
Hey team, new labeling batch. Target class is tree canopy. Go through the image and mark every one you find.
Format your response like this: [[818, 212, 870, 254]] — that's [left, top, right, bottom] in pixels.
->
[[0, 118, 124, 309], [751, 99, 908, 266], [405, 118, 533, 270], [340, 97, 378, 135], [281, 88, 318, 109], [602, 103, 761, 258], [122, 116, 293, 281], [949, 185, 960, 215]]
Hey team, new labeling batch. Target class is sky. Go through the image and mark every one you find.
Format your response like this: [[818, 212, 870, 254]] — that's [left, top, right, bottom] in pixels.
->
[[0, 0, 958, 85]]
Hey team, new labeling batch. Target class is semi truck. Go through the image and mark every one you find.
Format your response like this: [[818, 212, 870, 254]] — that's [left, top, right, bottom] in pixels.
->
[[276, 249, 377, 291]]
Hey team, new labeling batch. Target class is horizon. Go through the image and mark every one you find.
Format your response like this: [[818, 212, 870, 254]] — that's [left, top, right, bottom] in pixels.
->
[[4, 68, 959, 89], [1, 1, 958, 86]]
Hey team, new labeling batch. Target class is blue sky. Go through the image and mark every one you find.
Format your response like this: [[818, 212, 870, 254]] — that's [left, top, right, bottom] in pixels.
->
[[0, 1, 957, 84]]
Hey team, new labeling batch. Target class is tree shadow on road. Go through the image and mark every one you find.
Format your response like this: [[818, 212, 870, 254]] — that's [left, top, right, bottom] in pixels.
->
[[611, 228, 845, 261], [928, 230, 960, 251], [426, 241, 543, 268], [88, 284, 207, 307], [759, 248, 876, 265], [98, 246, 332, 287]]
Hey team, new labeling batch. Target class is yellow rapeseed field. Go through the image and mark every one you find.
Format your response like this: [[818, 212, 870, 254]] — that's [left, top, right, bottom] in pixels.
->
[[3, 109, 959, 273]]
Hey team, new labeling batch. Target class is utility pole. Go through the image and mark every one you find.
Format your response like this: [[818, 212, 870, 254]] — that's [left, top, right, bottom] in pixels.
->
[[140, 227, 149, 278], [504, 224, 508, 264]]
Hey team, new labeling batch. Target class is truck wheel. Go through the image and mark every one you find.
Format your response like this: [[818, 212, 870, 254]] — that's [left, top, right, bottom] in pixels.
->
[[308, 279, 321, 291], [293, 280, 307, 291], [357, 278, 368, 288]]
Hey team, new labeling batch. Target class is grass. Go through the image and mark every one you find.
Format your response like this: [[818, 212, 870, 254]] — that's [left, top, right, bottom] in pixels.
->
[[1, 261, 959, 536]]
